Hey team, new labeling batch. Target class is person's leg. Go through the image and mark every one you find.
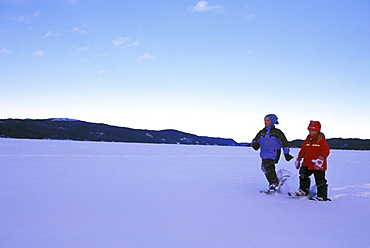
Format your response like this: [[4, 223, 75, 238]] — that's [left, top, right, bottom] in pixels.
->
[[314, 170, 328, 199], [261, 159, 279, 187], [299, 166, 313, 194]]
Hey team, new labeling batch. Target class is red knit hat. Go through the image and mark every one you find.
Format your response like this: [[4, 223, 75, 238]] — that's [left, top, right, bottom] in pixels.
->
[[308, 121, 321, 132]]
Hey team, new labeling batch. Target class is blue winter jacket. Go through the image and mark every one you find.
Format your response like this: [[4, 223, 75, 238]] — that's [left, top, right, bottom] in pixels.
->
[[252, 126, 290, 162]]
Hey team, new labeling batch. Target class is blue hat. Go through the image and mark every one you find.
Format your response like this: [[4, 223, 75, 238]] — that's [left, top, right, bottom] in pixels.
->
[[265, 114, 279, 125]]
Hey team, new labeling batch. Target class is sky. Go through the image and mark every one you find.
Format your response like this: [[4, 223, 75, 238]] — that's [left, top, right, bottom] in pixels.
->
[[1, 0, 369, 142]]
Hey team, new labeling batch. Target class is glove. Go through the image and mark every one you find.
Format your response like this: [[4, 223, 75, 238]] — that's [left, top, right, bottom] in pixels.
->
[[284, 154, 294, 162], [251, 142, 260, 150], [295, 157, 301, 170], [312, 156, 325, 170]]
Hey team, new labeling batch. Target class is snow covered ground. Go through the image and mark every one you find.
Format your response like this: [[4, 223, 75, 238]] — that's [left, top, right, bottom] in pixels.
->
[[1, 138, 369, 248]]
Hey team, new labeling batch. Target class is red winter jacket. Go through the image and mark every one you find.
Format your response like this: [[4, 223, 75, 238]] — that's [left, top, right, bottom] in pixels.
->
[[297, 133, 330, 171]]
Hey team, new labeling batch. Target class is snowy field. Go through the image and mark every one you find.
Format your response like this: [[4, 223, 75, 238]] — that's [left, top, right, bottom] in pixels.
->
[[1, 138, 369, 248]]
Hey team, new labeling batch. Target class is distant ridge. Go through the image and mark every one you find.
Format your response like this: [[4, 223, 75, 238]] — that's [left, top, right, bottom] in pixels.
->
[[0, 118, 239, 146], [290, 138, 370, 151], [0, 118, 369, 150]]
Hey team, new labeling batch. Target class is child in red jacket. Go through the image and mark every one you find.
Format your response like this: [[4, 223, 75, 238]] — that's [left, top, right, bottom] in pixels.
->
[[294, 121, 331, 201]]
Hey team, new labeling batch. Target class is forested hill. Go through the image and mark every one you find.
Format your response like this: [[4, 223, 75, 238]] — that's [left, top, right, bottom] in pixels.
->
[[0, 118, 239, 146], [289, 138, 370, 150], [0, 118, 369, 150]]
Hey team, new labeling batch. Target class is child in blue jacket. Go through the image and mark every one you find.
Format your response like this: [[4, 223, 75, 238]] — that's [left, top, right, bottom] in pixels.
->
[[251, 114, 293, 191]]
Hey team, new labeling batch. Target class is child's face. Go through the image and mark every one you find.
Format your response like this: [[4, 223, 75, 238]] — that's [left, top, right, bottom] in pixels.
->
[[309, 130, 318, 136], [264, 117, 271, 127]]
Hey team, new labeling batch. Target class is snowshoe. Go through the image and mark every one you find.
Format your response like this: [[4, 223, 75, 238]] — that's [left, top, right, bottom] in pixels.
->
[[295, 189, 308, 196], [309, 196, 332, 201], [288, 189, 309, 198], [260, 175, 290, 194]]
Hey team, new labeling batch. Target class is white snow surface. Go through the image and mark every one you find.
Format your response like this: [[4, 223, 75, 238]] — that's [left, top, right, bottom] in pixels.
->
[[1, 138, 369, 248], [50, 118, 80, 122]]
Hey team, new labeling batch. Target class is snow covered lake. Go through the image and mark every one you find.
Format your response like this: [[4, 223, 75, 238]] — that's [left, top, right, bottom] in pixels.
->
[[1, 138, 369, 248]]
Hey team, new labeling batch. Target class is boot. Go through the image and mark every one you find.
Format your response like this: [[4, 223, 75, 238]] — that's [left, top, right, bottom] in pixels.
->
[[310, 196, 332, 201], [294, 189, 308, 196]]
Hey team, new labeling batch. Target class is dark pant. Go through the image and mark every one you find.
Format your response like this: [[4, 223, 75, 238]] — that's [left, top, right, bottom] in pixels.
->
[[261, 159, 279, 185], [299, 166, 328, 198]]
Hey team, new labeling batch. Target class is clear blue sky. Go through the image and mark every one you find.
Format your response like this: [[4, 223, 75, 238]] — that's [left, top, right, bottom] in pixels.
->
[[1, 0, 369, 142]]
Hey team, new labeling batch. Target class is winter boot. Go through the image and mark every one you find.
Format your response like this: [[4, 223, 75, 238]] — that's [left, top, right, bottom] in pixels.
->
[[310, 196, 332, 201], [294, 189, 308, 196], [269, 184, 278, 191]]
